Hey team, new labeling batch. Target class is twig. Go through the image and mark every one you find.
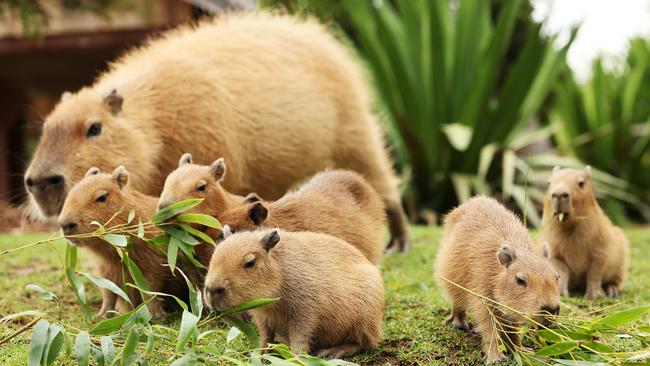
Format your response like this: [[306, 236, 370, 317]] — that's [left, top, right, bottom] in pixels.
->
[[0, 316, 43, 345]]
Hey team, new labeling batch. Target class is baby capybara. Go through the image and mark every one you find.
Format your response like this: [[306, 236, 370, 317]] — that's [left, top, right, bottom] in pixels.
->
[[160, 156, 385, 264], [435, 196, 560, 364], [58, 166, 211, 318], [204, 229, 384, 358], [540, 166, 629, 299]]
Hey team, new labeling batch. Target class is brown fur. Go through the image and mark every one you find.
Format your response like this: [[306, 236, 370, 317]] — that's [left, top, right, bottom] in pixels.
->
[[24, 12, 409, 251], [58, 166, 212, 318], [204, 229, 384, 358], [435, 196, 560, 364], [540, 166, 629, 299], [161, 159, 386, 264]]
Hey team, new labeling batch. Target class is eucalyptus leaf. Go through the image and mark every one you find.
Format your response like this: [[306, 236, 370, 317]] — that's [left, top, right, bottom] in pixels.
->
[[152, 198, 203, 223], [176, 213, 222, 229], [28, 319, 50, 366], [176, 310, 199, 352], [79, 272, 131, 306], [535, 341, 578, 356], [102, 234, 128, 247], [74, 332, 90, 366], [25, 284, 58, 302]]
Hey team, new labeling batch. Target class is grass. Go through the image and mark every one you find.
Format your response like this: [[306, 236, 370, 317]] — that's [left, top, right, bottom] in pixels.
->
[[1, 225, 649, 365]]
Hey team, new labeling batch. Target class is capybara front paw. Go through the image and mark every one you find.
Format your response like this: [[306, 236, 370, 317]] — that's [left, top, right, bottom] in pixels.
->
[[148, 301, 168, 318], [605, 284, 620, 298], [485, 350, 508, 364], [316, 344, 360, 359], [585, 286, 605, 300], [385, 235, 411, 253], [446, 313, 470, 332]]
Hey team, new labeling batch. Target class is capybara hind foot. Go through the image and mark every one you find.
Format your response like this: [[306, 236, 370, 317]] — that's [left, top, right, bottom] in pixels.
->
[[446, 309, 470, 332], [485, 348, 507, 365], [316, 344, 361, 359], [385, 203, 411, 253], [605, 283, 620, 298], [585, 285, 605, 300]]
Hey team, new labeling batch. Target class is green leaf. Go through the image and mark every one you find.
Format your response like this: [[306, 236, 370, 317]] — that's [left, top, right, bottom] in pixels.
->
[[152, 198, 203, 223], [123, 303, 153, 330], [127, 209, 135, 224], [65, 243, 78, 268], [176, 311, 199, 352], [167, 236, 180, 274], [137, 218, 145, 239], [170, 353, 200, 366], [226, 326, 242, 344], [535, 341, 578, 356], [79, 272, 131, 306], [89, 345, 104, 366], [89, 312, 131, 336], [179, 224, 216, 246], [65, 267, 86, 306], [102, 234, 128, 247], [442, 123, 473, 151], [538, 329, 591, 343], [177, 241, 205, 269], [595, 306, 650, 328], [28, 319, 50, 366], [163, 226, 200, 246], [25, 284, 58, 302], [43, 324, 65, 365], [222, 298, 279, 315], [176, 267, 202, 317], [74, 332, 90, 366], [100, 336, 114, 365], [123, 253, 150, 292], [121, 328, 139, 366], [126, 284, 189, 312], [225, 315, 258, 345], [176, 213, 222, 229]]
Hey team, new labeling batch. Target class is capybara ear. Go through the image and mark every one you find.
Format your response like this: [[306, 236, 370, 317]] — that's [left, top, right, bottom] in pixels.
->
[[210, 158, 226, 182], [112, 165, 129, 190], [179, 153, 193, 167], [222, 224, 232, 239], [85, 167, 100, 178], [584, 165, 592, 177], [261, 229, 280, 252], [244, 193, 261, 203], [543, 241, 550, 259], [498, 245, 516, 268], [248, 202, 269, 225], [61, 91, 72, 102], [553, 166, 561, 173], [103, 89, 123, 114]]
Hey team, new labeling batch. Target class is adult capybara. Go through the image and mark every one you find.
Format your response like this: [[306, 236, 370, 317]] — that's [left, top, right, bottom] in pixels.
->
[[540, 166, 629, 299], [159, 155, 385, 264], [436, 196, 560, 364], [204, 229, 384, 357], [23, 12, 410, 251], [58, 166, 211, 318]]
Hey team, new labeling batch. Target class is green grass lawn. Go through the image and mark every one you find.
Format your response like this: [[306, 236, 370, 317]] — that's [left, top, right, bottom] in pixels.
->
[[1, 226, 649, 365]]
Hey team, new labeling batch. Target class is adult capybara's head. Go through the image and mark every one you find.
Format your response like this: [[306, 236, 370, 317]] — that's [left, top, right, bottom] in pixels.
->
[[493, 243, 560, 326], [58, 166, 132, 245], [203, 229, 283, 311], [158, 153, 229, 215], [545, 166, 596, 223], [25, 89, 153, 217]]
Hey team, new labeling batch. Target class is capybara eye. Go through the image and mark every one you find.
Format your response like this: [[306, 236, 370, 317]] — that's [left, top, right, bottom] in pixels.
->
[[86, 122, 102, 138], [197, 183, 207, 192], [578, 180, 585, 189], [96, 192, 109, 203], [516, 275, 527, 287], [244, 259, 256, 269]]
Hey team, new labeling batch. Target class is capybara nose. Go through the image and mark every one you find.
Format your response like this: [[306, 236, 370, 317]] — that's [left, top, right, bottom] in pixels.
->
[[60, 221, 78, 235], [157, 200, 172, 212], [551, 191, 569, 201], [541, 305, 560, 316], [25, 174, 64, 191]]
